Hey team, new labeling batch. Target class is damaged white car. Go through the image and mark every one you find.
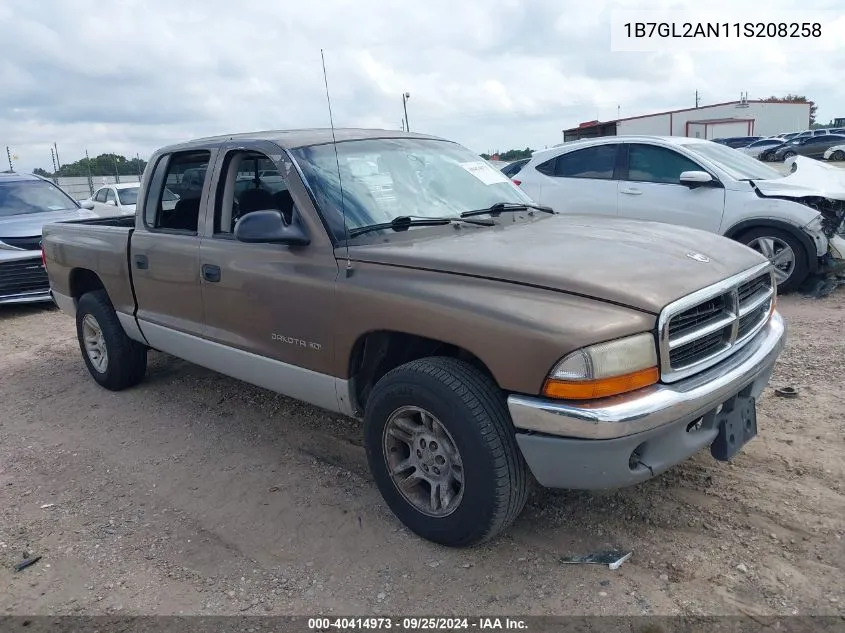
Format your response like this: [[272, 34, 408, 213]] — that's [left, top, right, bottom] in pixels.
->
[[514, 136, 845, 291]]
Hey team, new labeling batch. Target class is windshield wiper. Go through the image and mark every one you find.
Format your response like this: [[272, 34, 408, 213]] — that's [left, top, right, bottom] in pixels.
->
[[460, 201, 555, 218], [347, 215, 494, 238]]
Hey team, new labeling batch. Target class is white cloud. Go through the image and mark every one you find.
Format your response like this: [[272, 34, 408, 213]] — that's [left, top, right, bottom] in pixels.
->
[[0, 0, 842, 172]]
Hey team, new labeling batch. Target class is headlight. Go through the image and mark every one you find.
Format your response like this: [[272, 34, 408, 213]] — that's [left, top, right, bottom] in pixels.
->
[[542, 333, 659, 400]]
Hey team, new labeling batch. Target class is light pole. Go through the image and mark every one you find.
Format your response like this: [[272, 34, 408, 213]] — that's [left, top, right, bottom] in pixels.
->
[[402, 92, 410, 132]]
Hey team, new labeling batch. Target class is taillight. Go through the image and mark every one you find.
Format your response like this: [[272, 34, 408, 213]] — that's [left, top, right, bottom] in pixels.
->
[[41, 244, 47, 268], [512, 179, 522, 186]]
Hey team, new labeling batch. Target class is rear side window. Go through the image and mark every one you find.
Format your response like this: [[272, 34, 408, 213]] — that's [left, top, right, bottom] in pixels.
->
[[626, 144, 701, 184], [541, 145, 618, 180], [144, 150, 211, 232]]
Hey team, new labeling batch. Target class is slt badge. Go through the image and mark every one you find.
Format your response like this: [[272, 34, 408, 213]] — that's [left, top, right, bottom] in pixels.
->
[[685, 251, 710, 263]]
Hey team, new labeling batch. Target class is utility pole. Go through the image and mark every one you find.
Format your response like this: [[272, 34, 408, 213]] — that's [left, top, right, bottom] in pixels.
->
[[400, 119, 405, 132], [112, 154, 121, 184], [53, 142, 62, 170], [84, 149, 94, 196], [136, 153, 142, 181], [402, 92, 410, 132], [695, 90, 700, 108], [50, 148, 58, 183], [6, 146, 13, 172], [617, 105, 621, 120]]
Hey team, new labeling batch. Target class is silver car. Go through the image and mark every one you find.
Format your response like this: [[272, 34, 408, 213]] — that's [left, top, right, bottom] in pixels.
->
[[0, 172, 97, 305]]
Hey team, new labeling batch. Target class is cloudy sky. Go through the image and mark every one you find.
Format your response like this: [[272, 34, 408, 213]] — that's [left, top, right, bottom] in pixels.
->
[[1, 0, 844, 172]]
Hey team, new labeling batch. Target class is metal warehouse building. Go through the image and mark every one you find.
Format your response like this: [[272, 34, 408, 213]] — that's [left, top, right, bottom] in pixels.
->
[[562, 99, 811, 142]]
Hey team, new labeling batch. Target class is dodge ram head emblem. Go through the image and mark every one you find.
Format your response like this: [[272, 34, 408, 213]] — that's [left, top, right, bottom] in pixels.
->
[[685, 251, 710, 263]]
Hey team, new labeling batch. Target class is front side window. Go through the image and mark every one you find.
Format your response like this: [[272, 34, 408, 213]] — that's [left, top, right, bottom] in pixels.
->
[[0, 179, 79, 217], [290, 138, 532, 241], [105, 189, 117, 204], [626, 144, 701, 184], [94, 188, 108, 202], [215, 151, 295, 234]]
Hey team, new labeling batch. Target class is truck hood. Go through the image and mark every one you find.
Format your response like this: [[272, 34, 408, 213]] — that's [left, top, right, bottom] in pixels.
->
[[0, 208, 98, 238], [752, 156, 845, 201], [345, 214, 767, 314]]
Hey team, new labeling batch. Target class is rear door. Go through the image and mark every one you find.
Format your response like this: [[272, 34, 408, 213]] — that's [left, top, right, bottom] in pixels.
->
[[130, 148, 219, 342], [528, 144, 621, 216], [616, 142, 726, 233]]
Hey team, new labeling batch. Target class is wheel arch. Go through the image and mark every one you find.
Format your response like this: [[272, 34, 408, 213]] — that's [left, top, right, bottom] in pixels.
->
[[724, 219, 819, 273], [68, 268, 109, 304], [347, 330, 498, 415]]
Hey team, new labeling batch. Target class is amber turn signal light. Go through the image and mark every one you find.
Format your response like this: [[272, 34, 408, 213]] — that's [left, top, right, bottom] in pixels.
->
[[542, 366, 659, 400]]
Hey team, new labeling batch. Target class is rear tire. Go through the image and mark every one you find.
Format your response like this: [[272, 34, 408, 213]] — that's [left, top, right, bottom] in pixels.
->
[[76, 290, 147, 390], [739, 227, 809, 293], [364, 357, 530, 547], [832, 150, 845, 162], [782, 150, 796, 160]]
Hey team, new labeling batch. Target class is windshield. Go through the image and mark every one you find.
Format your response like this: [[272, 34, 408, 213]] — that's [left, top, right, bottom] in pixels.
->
[[0, 179, 78, 217], [117, 186, 139, 205], [290, 138, 533, 240], [681, 142, 784, 181]]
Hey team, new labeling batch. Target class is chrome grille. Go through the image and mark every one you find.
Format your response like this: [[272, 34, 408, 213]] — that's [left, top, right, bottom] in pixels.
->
[[0, 257, 49, 297], [658, 263, 775, 383]]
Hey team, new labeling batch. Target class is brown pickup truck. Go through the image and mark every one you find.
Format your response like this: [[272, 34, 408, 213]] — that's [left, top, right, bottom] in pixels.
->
[[42, 129, 786, 546]]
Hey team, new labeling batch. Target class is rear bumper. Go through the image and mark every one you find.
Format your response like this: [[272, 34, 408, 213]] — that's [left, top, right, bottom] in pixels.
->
[[509, 310, 786, 489]]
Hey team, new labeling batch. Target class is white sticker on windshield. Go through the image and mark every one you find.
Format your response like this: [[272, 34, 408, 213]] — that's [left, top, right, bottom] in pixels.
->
[[460, 161, 511, 185]]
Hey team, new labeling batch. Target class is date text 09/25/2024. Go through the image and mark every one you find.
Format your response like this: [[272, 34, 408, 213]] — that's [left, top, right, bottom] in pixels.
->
[[623, 22, 821, 38], [308, 617, 527, 631]]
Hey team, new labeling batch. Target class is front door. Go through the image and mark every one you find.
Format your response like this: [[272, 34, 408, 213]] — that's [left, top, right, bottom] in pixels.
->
[[197, 141, 341, 410], [616, 143, 726, 233], [131, 148, 216, 344]]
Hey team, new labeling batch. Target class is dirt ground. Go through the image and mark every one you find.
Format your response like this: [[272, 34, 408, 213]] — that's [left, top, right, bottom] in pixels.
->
[[0, 292, 843, 617]]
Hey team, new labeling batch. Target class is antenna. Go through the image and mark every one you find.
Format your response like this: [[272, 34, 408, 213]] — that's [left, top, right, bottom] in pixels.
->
[[320, 48, 351, 275]]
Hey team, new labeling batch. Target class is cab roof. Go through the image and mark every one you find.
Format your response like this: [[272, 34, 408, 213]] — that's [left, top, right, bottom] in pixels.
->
[[156, 128, 449, 155]]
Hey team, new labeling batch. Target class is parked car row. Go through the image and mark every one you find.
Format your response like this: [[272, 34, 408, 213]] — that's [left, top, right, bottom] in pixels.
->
[[708, 127, 845, 163], [501, 135, 845, 292]]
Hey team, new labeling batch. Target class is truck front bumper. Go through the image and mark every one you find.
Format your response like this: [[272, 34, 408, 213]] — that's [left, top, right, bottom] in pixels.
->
[[508, 311, 786, 490]]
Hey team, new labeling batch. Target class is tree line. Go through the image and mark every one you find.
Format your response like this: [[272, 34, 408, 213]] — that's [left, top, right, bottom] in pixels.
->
[[33, 153, 147, 178], [479, 148, 533, 161]]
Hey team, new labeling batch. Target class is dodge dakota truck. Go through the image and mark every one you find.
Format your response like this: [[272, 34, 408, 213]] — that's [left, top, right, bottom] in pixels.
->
[[42, 129, 786, 546]]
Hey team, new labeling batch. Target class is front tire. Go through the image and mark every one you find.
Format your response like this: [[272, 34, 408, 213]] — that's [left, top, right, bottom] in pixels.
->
[[832, 150, 845, 162], [740, 227, 809, 293], [76, 290, 147, 390], [364, 357, 530, 546]]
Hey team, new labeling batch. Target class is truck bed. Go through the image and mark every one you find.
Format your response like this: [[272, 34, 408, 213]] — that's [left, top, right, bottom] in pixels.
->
[[42, 217, 137, 316]]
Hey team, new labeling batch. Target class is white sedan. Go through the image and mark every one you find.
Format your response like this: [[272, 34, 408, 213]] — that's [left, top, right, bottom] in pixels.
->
[[513, 135, 845, 292], [83, 182, 178, 216], [823, 144, 845, 162]]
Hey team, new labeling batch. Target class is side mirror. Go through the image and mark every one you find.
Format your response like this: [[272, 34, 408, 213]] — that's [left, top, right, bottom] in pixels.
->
[[105, 199, 116, 206], [679, 171, 715, 188], [234, 209, 310, 245], [80, 200, 95, 210]]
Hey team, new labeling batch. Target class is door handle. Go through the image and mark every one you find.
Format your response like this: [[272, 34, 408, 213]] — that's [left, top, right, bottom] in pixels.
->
[[202, 264, 221, 283], [620, 188, 643, 195], [134, 254, 148, 269]]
